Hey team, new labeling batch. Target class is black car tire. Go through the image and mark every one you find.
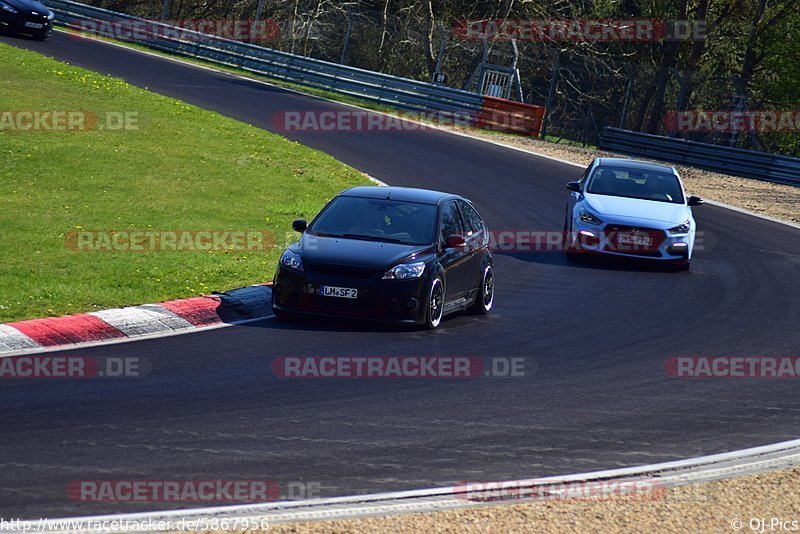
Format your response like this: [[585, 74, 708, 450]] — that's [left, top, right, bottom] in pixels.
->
[[469, 265, 494, 315], [424, 276, 445, 329], [272, 307, 296, 322]]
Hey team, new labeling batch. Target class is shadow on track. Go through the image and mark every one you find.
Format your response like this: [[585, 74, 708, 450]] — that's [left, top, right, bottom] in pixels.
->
[[495, 251, 689, 273]]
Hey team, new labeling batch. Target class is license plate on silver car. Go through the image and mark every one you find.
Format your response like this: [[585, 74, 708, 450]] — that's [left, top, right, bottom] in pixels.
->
[[320, 285, 358, 299], [618, 233, 653, 246]]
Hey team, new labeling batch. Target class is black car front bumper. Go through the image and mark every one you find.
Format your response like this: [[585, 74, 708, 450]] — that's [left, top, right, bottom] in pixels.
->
[[0, 10, 52, 38], [272, 265, 431, 325]]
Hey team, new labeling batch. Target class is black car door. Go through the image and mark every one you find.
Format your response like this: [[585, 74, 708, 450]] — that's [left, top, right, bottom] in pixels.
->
[[456, 200, 487, 296], [438, 201, 470, 302]]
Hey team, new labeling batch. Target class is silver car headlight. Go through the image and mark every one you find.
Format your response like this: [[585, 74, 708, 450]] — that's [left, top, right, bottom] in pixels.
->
[[382, 261, 426, 280], [579, 210, 603, 225], [279, 249, 304, 272], [668, 220, 691, 234]]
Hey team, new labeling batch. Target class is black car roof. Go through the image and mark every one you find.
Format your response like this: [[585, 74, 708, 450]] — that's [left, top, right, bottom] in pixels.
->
[[340, 186, 461, 205], [597, 157, 676, 174]]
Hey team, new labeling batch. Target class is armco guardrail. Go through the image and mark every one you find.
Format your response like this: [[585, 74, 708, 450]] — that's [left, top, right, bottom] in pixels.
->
[[599, 127, 800, 186], [46, 0, 543, 136]]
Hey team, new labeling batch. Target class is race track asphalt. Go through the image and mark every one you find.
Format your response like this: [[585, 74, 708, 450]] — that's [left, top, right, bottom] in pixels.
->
[[2, 31, 799, 519]]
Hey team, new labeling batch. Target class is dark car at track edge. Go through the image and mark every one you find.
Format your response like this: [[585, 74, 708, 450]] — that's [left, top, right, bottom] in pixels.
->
[[272, 186, 494, 329], [0, 0, 53, 39]]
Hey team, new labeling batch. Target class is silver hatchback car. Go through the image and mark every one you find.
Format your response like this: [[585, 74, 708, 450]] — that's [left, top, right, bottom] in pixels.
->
[[564, 158, 704, 270]]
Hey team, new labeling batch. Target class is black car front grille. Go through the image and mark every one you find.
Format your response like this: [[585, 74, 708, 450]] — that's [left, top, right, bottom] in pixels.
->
[[299, 293, 383, 317], [305, 263, 378, 279], [4, 9, 50, 31]]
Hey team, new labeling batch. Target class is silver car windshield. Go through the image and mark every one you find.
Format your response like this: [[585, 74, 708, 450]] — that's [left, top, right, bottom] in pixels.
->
[[586, 167, 685, 204]]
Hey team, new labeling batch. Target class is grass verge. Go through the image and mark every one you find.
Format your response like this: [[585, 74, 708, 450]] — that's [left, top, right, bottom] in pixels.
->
[[0, 42, 368, 323]]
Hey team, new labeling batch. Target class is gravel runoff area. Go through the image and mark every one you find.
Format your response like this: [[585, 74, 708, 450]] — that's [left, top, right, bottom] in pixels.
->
[[449, 129, 800, 225], [264, 466, 800, 533]]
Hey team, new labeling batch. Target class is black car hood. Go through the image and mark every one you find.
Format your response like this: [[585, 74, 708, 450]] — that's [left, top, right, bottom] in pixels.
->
[[298, 234, 434, 271], [4, 0, 50, 13]]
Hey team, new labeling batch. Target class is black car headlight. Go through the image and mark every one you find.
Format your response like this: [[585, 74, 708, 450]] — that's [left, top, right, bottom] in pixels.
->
[[579, 210, 603, 225], [0, 2, 18, 13], [47, 10, 55, 20], [280, 249, 303, 272], [382, 261, 426, 280], [668, 220, 691, 234]]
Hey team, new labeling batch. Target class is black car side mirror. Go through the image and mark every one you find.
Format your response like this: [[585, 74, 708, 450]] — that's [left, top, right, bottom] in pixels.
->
[[292, 219, 307, 232], [687, 196, 704, 207], [566, 181, 581, 193]]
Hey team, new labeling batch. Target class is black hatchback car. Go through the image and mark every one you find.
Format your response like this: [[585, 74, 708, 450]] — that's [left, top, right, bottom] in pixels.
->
[[0, 0, 54, 40], [272, 186, 494, 329]]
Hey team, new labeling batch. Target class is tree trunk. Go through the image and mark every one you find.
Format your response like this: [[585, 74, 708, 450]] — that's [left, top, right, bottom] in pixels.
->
[[422, 0, 437, 79], [377, 0, 390, 71], [644, 0, 689, 133]]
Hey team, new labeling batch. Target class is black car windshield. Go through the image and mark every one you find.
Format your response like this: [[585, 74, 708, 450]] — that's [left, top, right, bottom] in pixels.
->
[[308, 196, 438, 245], [586, 167, 685, 204]]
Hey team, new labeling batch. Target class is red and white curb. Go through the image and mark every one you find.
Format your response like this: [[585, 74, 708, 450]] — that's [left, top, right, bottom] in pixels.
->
[[0, 284, 273, 357]]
